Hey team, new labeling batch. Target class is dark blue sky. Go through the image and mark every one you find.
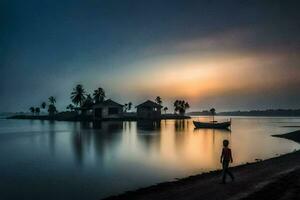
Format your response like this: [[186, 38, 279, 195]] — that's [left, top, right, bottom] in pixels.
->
[[1, 0, 300, 112]]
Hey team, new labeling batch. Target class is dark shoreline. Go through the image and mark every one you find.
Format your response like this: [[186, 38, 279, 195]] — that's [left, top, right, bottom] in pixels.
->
[[102, 130, 300, 200], [272, 130, 300, 143]]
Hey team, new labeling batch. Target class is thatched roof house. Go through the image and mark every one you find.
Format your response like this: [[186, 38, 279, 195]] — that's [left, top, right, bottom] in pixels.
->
[[93, 99, 123, 120]]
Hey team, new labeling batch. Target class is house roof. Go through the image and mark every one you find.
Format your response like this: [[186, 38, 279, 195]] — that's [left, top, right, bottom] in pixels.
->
[[93, 99, 123, 108], [74, 99, 123, 110], [136, 100, 163, 108]]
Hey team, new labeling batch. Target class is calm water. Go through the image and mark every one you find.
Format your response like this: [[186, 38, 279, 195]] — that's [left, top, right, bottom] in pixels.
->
[[0, 117, 300, 200]]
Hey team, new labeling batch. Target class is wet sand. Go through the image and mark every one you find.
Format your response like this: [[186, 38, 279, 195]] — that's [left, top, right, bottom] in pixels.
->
[[103, 130, 300, 200]]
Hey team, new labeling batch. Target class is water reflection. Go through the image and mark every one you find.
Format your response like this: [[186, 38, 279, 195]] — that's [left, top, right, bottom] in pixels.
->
[[48, 121, 56, 154], [69, 121, 125, 164], [55, 118, 298, 170], [62, 120, 234, 171], [1, 118, 299, 199], [137, 120, 161, 131], [72, 130, 83, 164], [174, 120, 187, 132], [92, 121, 123, 131]]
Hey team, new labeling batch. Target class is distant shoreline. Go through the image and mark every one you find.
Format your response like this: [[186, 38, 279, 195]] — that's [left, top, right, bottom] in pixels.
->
[[102, 130, 300, 200], [6, 113, 191, 121], [188, 109, 300, 117]]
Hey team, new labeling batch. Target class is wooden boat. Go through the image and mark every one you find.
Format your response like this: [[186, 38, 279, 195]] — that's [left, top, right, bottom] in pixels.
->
[[193, 120, 231, 129]]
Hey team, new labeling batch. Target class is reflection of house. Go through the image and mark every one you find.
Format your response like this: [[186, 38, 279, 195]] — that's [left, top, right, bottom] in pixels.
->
[[137, 120, 161, 130], [93, 99, 123, 120], [136, 100, 162, 119], [92, 121, 123, 131]]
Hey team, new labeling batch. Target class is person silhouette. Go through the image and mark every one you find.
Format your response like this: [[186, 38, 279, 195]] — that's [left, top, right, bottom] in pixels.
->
[[220, 139, 234, 184]]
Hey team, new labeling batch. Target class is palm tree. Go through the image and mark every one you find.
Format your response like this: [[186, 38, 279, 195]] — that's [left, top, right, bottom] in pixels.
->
[[71, 84, 86, 106], [210, 108, 216, 122], [123, 102, 132, 112], [174, 100, 190, 115], [66, 104, 75, 111], [128, 102, 132, 111], [184, 102, 190, 111], [41, 102, 46, 109], [83, 94, 94, 107], [163, 107, 168, 114], [29, 107, 35, 115], [174, 100, 179, 114], [35, 107, 40, 115], [124, 102, 132, 112], [48, 104, 57, 116], [155, 96, 162, 106], [93, 87, 105, 103], [123, 103, 128, 112], [48, 96, 56, 105]]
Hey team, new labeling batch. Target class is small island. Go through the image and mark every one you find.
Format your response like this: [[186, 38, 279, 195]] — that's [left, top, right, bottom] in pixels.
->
[[8, 84, 191, 122]]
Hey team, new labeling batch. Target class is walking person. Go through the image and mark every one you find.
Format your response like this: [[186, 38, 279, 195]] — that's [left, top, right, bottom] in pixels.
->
[[220, 139, 234, 184]]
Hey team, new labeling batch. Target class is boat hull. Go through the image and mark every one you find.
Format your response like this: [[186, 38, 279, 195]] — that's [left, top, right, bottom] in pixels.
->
[[193, 121, 231, 129]]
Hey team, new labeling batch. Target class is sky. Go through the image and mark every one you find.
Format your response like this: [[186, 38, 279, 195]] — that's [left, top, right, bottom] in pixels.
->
[[1, 0, 300, 112]]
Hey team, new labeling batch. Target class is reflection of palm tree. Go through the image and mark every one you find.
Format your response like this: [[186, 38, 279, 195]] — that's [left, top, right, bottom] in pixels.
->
[[175, 120, 185, 132], [72, 132, 83, 165], [48, 96, 56, 105], [71, 84, 86, 107], [210, 108, 216, 122], [93, 87, 105, 103], [35, 107, 40, 115], [174, 100, 190, 115], [29, 107, 35, 115]]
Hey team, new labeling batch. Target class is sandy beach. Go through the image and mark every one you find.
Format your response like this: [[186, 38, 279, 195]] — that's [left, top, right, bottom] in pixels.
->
[[103, 130, 300, 200]]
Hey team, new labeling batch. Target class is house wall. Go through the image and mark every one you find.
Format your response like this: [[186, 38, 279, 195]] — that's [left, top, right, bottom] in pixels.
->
[[102, 107, 123, 119], [137, 107, 161, 119], [82, 110, 93, 116], [93, 105, 123, 119]]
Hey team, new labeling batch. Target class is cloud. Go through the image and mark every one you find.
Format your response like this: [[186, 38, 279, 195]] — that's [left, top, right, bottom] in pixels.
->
[[1, 1, 300, 111], [98, 28, 300, 110]]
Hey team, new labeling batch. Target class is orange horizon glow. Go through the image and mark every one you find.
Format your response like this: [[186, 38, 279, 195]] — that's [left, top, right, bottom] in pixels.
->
[[82, 31, 300, 111], [109, 50, 299, 102]]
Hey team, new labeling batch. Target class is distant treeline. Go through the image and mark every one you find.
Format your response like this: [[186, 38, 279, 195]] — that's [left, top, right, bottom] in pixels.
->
[[188, 109, 300, 116], [0, 112, 28, 117]]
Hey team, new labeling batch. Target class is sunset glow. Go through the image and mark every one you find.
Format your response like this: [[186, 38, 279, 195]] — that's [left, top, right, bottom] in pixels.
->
[[1, 0, 300, 111], [2, 1, 300, 199]]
